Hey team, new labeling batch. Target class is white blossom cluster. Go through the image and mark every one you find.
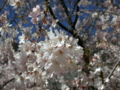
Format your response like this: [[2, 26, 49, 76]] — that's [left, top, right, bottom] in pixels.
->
[[12, 29, 84, 89], [0, 0, 120, 89]]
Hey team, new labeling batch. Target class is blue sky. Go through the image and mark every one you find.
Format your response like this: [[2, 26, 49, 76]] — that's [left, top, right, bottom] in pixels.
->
[[0, 0, 119, 43]]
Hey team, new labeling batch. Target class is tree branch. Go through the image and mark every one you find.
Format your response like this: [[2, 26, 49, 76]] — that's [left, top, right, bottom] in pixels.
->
[[107, 59, 120, 79], [0, 78, 15, 90], [59, 0, 72, 25], [45, 0, 71, 32], [72, 0, 80, 29], [0, 0, 8, 12]]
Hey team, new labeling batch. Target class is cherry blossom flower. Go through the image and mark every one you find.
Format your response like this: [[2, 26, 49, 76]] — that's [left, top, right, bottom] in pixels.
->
[[9, 0, 21, 8], [29, 5, 44, 24], [78, 0, 91, 7], [1, 0, 120, 89], [61, 84, 70, 90], [92, 12, 98, 18]]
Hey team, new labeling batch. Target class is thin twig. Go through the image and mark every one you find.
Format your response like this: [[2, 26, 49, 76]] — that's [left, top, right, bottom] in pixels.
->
[[107, 59, 120, 79], [0, 78, 15, 90], [59, 0, 72, 25], [0, 0, 8, 12]]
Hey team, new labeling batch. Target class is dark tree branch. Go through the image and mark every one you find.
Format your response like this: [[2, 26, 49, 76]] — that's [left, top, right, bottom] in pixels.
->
[[0, 78, 15, 90], [72, 0, 80, 29], [45, 0, 84, 48], [45, 0, 71, 32], [0, 0, 8, 12], [107, 59, 120, 79], [59, 0, 72, 25]]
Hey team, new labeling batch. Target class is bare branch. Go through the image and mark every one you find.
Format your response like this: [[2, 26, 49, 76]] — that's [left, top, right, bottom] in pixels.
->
[[107, 59, 120, 79], [0, 0, 8, 12], [59, 0, 72, 25], [72, 0, 80, 29], [0, 78, 15, 90]]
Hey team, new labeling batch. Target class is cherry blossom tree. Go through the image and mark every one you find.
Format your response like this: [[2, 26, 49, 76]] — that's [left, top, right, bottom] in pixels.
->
[[0, 0, 120, 90]]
